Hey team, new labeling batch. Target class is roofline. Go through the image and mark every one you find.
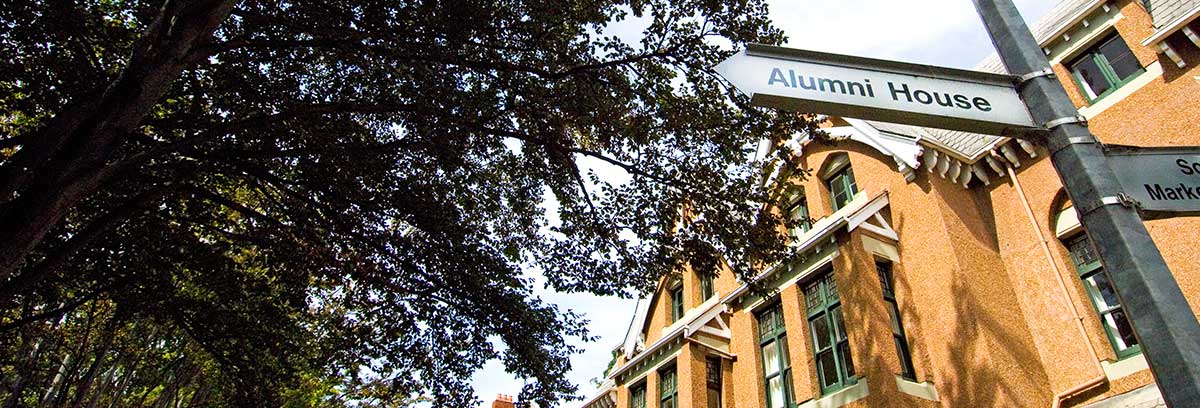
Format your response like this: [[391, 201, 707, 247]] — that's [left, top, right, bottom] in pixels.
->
[[579, 384, 615, 408], [1142, 5, 1200, 45], [917, 135, 1010, 163], [1038, 0, 1109, 48], [607, 323, 687, 380]]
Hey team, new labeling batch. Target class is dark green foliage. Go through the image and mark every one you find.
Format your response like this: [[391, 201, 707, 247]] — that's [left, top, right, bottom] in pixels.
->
[[0, 0, 818, 406]]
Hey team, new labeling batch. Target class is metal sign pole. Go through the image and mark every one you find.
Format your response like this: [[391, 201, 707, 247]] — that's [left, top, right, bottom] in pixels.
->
[[971, 0, 1200, 405]]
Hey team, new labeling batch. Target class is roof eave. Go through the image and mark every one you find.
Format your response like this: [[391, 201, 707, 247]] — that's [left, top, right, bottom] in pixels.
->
[[1142, 5, 1200, 45], [1040, 0, 1110, 48]]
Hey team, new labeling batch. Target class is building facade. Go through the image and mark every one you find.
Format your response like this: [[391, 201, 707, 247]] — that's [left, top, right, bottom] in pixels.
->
[[581, 0, 1200, 407]]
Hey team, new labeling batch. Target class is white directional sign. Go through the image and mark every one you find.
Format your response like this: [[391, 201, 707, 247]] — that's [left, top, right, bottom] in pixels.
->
[[715, 44, 1038, 135], [1106, 146, 1200, 216]]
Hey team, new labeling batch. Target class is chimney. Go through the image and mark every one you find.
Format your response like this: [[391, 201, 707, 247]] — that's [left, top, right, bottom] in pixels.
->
[[491, 394, 515, 408]]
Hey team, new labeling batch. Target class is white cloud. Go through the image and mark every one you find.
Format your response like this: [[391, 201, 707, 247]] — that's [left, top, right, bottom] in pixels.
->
[[768, 0, 1058, 68]]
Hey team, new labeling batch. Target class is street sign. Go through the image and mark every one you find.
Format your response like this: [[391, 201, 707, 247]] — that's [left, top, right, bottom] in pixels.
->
[[715, 44, 1038, 135], [1106, 145, 1200, 216]]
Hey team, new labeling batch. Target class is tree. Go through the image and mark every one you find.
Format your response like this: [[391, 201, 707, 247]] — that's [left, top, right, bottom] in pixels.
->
[[0, 0, 817, 406]]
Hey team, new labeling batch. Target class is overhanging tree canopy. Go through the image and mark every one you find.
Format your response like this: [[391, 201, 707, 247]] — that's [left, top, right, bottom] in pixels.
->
[[0, 0, 817, 406]]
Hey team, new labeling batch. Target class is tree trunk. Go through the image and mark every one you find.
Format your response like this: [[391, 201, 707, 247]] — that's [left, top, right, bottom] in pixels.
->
[[0, 0, 238, 285], [3, 336, 44, 408], [69, 345, 112, 408], [106, 366, 136, 408], [38, 352, 73, 406], [83, 364, 119, 408]]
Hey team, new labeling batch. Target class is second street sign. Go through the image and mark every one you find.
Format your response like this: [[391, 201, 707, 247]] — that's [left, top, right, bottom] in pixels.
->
[[1106, 145, 1200, 217], [715, 44, 1038, 135]]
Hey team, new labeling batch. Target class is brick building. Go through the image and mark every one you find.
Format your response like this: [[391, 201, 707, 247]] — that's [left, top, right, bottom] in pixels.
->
[[580, 0, 1200, 407]]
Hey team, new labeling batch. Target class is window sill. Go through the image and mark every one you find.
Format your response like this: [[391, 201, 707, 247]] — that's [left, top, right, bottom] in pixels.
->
[[1078, 62, 1162, 119], [895, 375, 939, 401], [1101, 351, 1149, 382], [797, 378, 869, 408]]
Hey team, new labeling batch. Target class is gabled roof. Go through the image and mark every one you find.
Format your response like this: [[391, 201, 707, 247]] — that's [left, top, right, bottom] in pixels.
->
[[1142, 0, 1200, 46], [1145, 0, 1200, 29]]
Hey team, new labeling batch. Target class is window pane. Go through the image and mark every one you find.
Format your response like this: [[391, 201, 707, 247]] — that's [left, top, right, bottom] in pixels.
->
[[762, 342, 780, 376], [758, 305, 784, 339], [788, 195, 810, 236], [1085, 272, 1122, 310], [672, 288, 683, 321], [660, 369, 676, 394], [888, 304, 903, 335], [707, 358, 722, 387], [1098, 35, 1141, 81], [832, 306, 848, 341], [824, 274, 839, 301], [1071, 56, 1112, 99], [877, 262, 894, 294], [1068, 236, 1100, 267], [844, 167, 858, 195], [827, 167, 857, 210], [817, 350, 838, 388], [701, 275, 714, 300], [1105, 309, 1140, 351], [895, 336, 915, 378], [767, 376, 785, 408], [839, 341, 855, 377], [811, 314, 832, 350], [779, 338, 790, 368], [805, 284, 823, 313]]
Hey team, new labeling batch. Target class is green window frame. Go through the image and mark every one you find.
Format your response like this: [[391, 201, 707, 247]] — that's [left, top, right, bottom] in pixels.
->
[[1067, 32, 1145, 103], [630, 383, 646, 408], [700, 273, 715, 301], [757, 303, 794, 408], [670, 286, 684, 322], [659, 365, 678, 408], [826, 166, 858, 211], [706, 357, 722, 408], [1067, 235, 1141, 358], [786, 191, 812, 238], [877, 261, 917, 380], [805, 272, 856, 394]]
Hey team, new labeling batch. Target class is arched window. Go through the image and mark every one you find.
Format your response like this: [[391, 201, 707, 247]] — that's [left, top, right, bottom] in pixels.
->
[[785, 189, 811, 238], [1054, 202, 1141, 358], [818, 153, 858, 211]]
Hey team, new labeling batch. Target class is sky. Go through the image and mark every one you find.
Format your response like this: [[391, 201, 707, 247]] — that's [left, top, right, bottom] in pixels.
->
[[469, 1, 1059, 407]]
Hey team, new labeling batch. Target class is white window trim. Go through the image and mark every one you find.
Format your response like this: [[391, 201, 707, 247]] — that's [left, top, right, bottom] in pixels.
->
[[895, 376, 940, 402], [1101, 352, 1150, 381], [1078, 61, 1163, 119], [797, 378, 869, 408], [1049, 13, 1124, 66]]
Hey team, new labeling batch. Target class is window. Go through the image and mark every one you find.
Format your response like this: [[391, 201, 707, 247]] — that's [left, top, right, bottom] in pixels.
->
[[826, 166, 858, 211], [706, 357, 722, 408], [877, 261, 917, 380], [805, 272, 855, 394], [670, 286, 684, 322], [630, 383, 646, 408], [1068, 32, 1144, 102], [786, 191, 812, 238], [757, 303, 794, 408], [1068, 235, 1140, 358], [700, 273, 715, 301], [659, 366, 678, 408]]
